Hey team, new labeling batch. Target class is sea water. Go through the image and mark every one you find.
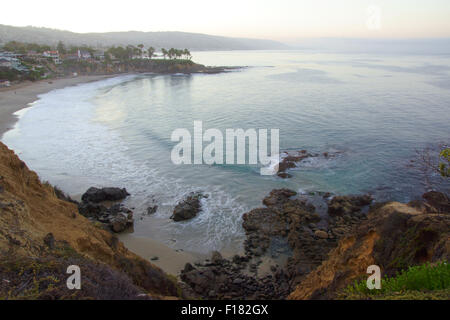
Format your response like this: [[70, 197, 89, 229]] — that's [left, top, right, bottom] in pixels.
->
[[3, 50, 450, 253]]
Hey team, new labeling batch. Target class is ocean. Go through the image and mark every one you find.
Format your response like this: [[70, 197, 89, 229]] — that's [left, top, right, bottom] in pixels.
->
[[2, 50, 450, 253]]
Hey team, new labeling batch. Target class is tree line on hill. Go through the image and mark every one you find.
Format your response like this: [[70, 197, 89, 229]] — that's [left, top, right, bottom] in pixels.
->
[[1, 40, 192, 62], [105, 45, 191, 62]]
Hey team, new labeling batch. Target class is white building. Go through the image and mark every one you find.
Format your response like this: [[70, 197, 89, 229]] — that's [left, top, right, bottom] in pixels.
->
[[42, 50, 61, 64], [77, 50, 91, 60]]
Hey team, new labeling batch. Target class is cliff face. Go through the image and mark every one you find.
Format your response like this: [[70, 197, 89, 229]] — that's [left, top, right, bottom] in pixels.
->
[[288, 202, 450, 300], [60, 60, 232, 76], [0, 142, 178, 299]]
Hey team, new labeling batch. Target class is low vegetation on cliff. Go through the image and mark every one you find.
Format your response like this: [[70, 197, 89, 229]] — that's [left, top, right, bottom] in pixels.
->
[[342, 262, 449, 300]]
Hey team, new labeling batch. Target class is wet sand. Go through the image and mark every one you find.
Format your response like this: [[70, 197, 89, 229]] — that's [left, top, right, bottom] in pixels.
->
[[0, 75, 114, 138], [119, 233, 206, 276]]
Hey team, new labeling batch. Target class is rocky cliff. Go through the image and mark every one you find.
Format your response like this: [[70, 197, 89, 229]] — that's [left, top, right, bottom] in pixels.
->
[[179, 188, 449, 300], [0, 142, 179, 299], [288, 200, 450, 299], [60, 59, 237, 77]]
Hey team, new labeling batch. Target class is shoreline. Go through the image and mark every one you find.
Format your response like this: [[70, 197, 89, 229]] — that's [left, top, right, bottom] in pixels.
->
[[0, 75, 117, 138], [0, 74, 204, 277]]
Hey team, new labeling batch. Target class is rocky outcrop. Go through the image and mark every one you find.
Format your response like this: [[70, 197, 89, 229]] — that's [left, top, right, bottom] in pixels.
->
[[277, 150, 312, 178], [181, 188, 372, 299], [288, 199, 450, 300], [276, 150, 344, 178], [171, 193, 206, 222], [78, 189, 134, 233], [81, 187, 129, 203], [60, 59, 241, 77], [244, 190, 371, 283], [108, 204, 134, 233], [180, 253, 291, 299], [0, 142, 179, 299], [180, 188, 448, 300], [327, 194, 373, 216], [422, 191, 450, 213]]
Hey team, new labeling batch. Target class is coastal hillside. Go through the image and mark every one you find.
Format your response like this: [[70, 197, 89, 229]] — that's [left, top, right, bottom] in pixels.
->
[[60, 59, 236, 76], [0, 25, 288, 50], [0, 142, 179, 299], [289, 200, 450, 300], [178, 187, 449, 300], [0, 139, 448, 300]]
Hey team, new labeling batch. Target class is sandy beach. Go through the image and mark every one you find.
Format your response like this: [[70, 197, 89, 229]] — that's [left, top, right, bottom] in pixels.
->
[[119, 234, 206, 276], [0, 75, 114, 138]]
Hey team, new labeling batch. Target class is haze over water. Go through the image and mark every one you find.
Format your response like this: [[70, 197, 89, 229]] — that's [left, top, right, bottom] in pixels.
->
[[3, 50, 450, 253]]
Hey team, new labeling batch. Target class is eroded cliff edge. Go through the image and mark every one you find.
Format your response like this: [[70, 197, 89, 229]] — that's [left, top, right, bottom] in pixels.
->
[[289, 200, 449, 299], [180, 189, 449, 300], [0, 142, 179, 299]]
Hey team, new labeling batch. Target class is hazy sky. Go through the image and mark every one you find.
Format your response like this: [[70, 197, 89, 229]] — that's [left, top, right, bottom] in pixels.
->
[[3, 0, 450, 41]]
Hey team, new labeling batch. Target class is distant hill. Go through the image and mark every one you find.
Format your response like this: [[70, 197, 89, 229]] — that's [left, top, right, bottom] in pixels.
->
[[0, 24, 288, 51]]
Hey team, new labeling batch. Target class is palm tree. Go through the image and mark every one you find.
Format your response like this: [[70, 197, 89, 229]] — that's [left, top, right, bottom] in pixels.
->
[[168, 48, 175, 60], [183, 48, 192, 60], [137, 44, 144, 57], [161, 48, 167, 59], [147, 46, 155, 59], [174, 49, 180, 59]]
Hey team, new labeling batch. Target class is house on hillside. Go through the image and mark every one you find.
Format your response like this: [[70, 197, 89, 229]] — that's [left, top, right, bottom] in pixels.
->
[[77, 50, 91, 60], [0, 56, 28, 72], [42, 50, 61, 64], [0, 58, 13, 68], [93, 51, 105, 61]]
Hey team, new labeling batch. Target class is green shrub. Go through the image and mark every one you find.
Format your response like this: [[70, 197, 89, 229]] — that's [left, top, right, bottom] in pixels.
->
[[343, 261, 449, 299]]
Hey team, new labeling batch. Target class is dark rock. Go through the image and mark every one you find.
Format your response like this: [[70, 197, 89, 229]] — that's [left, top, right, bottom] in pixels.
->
[[328, 194, 372, 216], [314, 230, 328, 239], [422, 191, 450, 213], [43, 233, 55, 249], [110, 213, 130, 233], [262, 189, 297, 207], [81, 187, 129, 203], [150, 256, 159, 261], [78, 201, 134, 234], [276, 151, 320, 178], [78, 202, 107, 218], [147, 205, 158, 215], [171, 193, 204, 222], [183, 263, 195, 273], [232, 255, 248, 265], [211, 251, 223, 265]]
